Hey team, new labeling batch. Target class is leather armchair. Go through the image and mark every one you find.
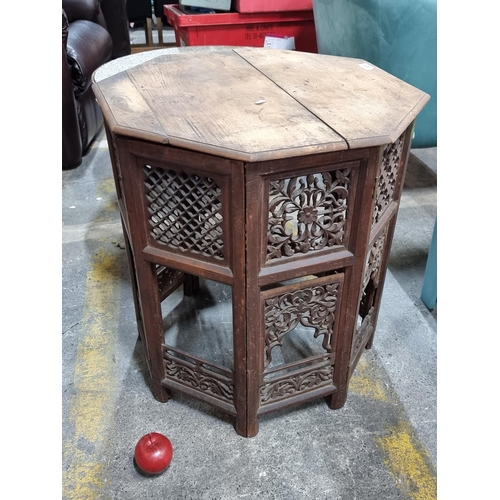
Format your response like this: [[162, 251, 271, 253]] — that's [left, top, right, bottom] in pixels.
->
[[62, 0, 131, 169]]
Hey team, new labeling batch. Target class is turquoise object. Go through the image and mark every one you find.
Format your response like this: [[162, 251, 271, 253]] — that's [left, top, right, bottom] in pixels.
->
[[312, 0, 437, 149], [421, 219, 437, 310]]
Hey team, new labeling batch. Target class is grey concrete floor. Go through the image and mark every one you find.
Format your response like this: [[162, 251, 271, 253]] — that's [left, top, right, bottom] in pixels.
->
[[62, 124, 437, 499]]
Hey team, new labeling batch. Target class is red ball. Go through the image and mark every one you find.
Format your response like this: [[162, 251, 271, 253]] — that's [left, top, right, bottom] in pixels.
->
[[134, 432, 173, 475]]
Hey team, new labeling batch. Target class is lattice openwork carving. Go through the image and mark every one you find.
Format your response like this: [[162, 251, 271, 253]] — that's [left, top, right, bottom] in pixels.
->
[[372, 136, 404, 225], [163, 347, 233, 404], [264, 282, 339, 367], [267, 169, 351, 261], [352, 229, 388, 359], [361, 231, 387, 291], [143, 165, 224, 260], [352, 307, 375, 358], [260, 358, 333, 405]]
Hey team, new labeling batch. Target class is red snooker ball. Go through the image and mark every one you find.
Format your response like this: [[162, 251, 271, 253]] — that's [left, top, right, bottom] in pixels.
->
[[134, 432, 173, 475]]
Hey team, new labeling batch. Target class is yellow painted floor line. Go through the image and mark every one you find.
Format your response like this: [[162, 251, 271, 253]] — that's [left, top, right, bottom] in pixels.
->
[[350, 356, 437, 500], [348, 356, 388, 402], [63, 248, 122, 500], [376, 421, 437, 500], [95, 178, 121, 222]]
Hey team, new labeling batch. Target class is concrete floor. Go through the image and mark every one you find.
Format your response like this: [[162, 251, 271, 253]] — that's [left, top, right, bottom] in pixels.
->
[[62, 117, 437, 498]]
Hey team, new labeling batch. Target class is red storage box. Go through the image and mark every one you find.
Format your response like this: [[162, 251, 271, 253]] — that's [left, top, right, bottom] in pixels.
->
[[165, 4, 318, 53], [234, 0, 313, 13]]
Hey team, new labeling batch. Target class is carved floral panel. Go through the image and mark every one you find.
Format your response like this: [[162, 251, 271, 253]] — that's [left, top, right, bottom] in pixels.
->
[[163, 348, 233, 404], [267, 169, 352, 261], [352, 228, 388, 360], [264, 281, 339, 367], [260, 361, 333, 405], [372, 136, 404, 226], [361, 230, 387, 291]]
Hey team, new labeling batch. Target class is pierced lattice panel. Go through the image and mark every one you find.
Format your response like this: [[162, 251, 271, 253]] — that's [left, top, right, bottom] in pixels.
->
[[267, 169, 352, 261], [143, 165, 224, 261], [361, 230, 387, 292], [259, 275, 342, 406], [260, 356, 333, 406], [352, 228, 388, 361], [163, 347, 234, 405], [263, 281, 339, 368], [372, 136, 404, 226]]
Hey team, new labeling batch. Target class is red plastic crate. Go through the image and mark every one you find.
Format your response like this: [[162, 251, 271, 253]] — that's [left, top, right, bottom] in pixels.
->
[[165, 4, 318, 53], [234, 0, 313, 13]]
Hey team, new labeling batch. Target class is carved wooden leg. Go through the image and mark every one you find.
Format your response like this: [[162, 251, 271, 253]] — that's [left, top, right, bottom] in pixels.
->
[[150, 378, 170, 403], [329, 369, 350, 409], [329, 391, 348, 409]]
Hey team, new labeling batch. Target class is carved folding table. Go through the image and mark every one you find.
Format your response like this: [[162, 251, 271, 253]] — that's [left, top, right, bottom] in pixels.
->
[[92, 46, 428, 437]]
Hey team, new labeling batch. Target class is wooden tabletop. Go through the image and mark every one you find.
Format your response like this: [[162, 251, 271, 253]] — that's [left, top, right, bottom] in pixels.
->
[[92, 47, 429, 162]]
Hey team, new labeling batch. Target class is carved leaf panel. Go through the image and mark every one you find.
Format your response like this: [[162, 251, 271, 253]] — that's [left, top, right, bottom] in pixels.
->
[[260, 359, 334, 405], [260, 275, 342, 405], [264, 281, 340, 367], [163, 347, 234, 404], [361, 230, 387, 292], [267, 168, 352, 261], [352, 228, 388, 361], [372, 135, 404, 226]]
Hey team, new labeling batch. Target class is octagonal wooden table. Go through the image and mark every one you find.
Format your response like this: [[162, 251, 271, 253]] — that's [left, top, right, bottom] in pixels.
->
[[93, 46, 429, 437]]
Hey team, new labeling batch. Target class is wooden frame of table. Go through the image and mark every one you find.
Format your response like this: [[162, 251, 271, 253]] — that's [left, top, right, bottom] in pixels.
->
[[93, 47, 428, 436]]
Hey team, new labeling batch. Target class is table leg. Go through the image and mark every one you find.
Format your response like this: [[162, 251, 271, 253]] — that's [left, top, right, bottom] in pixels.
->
[[132, 255, 170, 403], [157, 17, 163, 45], [233, 275, 258, 437], [239, 278, 260, 438], [144, 17, 153, 46]]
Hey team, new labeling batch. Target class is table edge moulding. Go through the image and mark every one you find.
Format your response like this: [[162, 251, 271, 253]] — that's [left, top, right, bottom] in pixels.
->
[[92, 46, 429, 437]]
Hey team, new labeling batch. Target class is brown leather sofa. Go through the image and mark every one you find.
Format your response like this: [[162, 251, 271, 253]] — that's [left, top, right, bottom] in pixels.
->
[[62, 0, 131, 169]]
